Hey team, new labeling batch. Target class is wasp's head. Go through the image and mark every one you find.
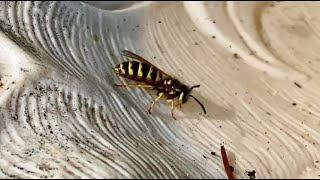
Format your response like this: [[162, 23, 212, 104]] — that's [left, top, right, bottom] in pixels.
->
[[178, 85, 190, 104], [178, 85, 207, 114]]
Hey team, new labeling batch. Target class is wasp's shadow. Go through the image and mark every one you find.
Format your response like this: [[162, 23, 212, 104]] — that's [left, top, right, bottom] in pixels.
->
[[154, 90, 236, 121]]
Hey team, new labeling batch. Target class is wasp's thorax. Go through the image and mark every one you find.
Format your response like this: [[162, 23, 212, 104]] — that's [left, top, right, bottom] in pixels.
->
[[163, 78, 201, 105]]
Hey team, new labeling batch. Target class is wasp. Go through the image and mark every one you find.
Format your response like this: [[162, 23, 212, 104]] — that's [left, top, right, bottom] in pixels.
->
[[114, 50, 206, 120]]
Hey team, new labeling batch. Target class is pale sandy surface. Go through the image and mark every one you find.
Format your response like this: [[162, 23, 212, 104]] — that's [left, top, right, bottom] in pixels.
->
[[0, 1, 319, 178]]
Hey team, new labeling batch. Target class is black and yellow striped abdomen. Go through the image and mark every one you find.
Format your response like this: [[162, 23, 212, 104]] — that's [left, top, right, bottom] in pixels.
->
[[114, 61, 165, 83]]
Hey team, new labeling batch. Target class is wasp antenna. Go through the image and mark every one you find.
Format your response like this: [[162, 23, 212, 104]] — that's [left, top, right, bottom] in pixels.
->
[[190, 85, 200, 92], [188, 95, 207, 114]]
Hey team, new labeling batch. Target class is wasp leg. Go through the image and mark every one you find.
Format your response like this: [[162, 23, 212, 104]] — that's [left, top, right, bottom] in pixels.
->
[[114, 83, 154, 88], [166, 99, 177, 120], [148, 92, 164, 114], [171, 100, 177, 120]]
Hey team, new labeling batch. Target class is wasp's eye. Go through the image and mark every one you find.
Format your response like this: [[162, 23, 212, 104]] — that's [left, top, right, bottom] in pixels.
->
[[179, 92, 188, 104]]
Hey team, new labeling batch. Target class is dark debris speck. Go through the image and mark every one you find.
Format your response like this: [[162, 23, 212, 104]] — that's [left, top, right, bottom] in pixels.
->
[[229, 166, 234, 172], [246, 170, 256, 179], [294, 82, 302, 88]]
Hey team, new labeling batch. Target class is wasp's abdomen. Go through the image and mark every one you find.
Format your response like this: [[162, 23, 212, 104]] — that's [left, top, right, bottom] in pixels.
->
[[114, 61, 164, 83]]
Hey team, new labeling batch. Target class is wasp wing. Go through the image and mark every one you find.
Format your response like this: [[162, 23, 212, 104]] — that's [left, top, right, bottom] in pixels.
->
[[121, 50, 171, 78]]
